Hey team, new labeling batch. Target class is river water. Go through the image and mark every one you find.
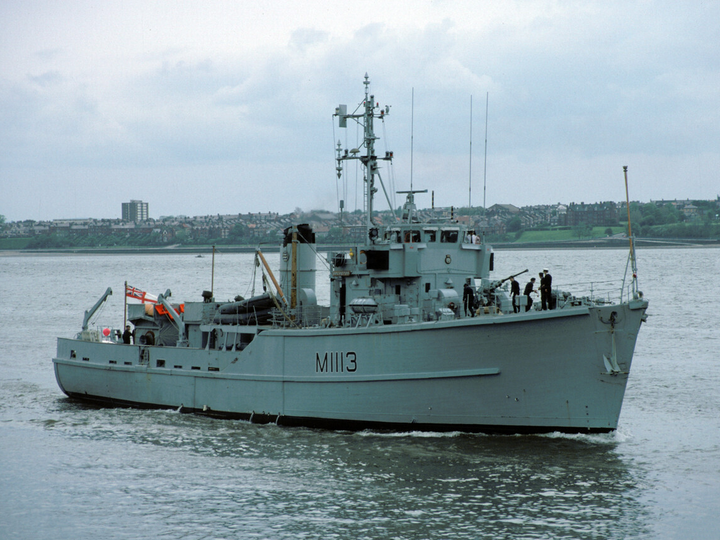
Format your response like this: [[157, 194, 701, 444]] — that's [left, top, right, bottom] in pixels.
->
[[1, 247, 718, 539]]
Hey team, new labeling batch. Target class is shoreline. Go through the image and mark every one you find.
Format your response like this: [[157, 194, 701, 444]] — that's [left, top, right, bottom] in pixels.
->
[[492, 237, 720, 250], [1, 237, 719, 256]]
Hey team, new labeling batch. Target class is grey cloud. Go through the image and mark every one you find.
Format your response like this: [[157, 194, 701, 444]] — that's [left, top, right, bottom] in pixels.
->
[[1, 1, 719, 221]]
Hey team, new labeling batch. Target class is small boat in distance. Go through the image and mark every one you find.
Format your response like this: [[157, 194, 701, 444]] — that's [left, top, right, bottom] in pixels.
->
[[53, 75, 648, 433]]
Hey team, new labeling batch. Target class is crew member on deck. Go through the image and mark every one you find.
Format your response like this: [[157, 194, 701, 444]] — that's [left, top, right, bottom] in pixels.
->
[[463, 278, 476, 317], [510, 276, 520, 313], [523, 278, 536, 312], [122, 324, 135, 345], [540, 268, 553, 310]]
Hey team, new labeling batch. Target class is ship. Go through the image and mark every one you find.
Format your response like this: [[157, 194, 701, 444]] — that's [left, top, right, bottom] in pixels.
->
[[53, 75, 648, 433]]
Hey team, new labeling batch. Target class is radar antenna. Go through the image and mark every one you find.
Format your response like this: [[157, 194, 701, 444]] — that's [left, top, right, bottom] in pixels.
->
[[334, 74, 396, 243]]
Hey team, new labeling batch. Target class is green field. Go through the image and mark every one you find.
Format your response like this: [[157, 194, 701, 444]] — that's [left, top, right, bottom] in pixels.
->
[[514, 227, 626, 243], [0, 237, 31, 249]]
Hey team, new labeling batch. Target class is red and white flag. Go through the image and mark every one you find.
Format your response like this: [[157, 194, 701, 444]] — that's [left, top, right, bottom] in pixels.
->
[[125, 284, 158, 304]]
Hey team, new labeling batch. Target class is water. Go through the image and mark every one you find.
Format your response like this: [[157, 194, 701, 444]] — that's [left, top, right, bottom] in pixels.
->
[[1, 247, 719, 539]]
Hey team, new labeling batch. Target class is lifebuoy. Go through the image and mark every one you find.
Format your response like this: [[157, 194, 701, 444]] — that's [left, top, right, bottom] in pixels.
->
[[445, 255, 452, 264]]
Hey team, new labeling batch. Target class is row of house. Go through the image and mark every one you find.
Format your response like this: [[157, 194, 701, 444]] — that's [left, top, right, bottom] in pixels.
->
[[3, 198, 718, 243]]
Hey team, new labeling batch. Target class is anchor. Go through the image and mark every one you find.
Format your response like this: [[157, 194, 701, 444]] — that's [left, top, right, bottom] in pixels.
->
[[601, 311, 625, 375]]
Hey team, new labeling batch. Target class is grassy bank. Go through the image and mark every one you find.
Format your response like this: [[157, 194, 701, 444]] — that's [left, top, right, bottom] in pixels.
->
[[514, 227, 625, 243], [0, 237, 31, 249]]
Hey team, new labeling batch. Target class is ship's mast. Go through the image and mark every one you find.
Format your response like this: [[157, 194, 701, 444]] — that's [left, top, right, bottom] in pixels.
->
[[335, 74, 394, 244], [362, 75, 376, 231], [623, 165, 640, 299]]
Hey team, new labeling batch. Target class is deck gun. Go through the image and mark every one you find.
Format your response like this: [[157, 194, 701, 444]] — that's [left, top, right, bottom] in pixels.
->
[[481, 269, 529, 294]]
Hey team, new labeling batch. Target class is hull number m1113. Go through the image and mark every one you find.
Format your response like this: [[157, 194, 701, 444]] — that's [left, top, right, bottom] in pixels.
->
[[316, 352, 357, 373]]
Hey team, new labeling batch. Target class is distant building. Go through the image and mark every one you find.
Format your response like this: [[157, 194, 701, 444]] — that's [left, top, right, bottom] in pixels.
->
[[562, 202, 618, 227], [122, 200, 149, 222], [682, 204, 700, 220], [488, 203, 521, 217]]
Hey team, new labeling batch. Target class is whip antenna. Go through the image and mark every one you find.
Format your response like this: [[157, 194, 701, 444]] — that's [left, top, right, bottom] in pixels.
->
[[469, 95, 473, 207], [410, 87, 414, 192], [483, 92, 489, 210]]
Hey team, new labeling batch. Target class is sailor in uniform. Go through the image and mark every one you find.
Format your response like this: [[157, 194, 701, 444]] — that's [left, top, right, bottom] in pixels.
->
[[122, 325, 135, 344], [509, 276, 520, 313], [463, 278, 476, 317], [540, 268, 553, 310], [523, 278, 536, 312]]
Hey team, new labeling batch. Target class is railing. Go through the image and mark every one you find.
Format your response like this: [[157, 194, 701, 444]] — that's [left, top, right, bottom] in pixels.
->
[[270, 305, 331, 329]]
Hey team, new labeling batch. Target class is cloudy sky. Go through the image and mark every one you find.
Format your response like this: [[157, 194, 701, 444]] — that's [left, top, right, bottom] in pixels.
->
[[1, 0, 718, 222]]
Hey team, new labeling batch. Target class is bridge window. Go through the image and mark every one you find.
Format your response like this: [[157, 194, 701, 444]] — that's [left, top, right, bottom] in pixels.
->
[[404, 230, 421, 243], [385, 229, 401, 242], [441, 230, 459, 243]]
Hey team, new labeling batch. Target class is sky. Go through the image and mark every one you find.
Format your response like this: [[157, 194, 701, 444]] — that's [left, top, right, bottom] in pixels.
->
[[1, 0, 718, 222]]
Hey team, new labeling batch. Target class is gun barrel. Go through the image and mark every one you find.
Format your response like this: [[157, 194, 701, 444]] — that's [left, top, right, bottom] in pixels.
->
[[482, 269, 529, 293], [501, 268, 529, 284]]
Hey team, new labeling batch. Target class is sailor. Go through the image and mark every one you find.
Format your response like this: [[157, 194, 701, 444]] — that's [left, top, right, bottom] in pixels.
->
[[523, 278, 536, 312], [463, 278, 476, 317], [122, 324, 135, 345], [509, 276, 520, 313], [540, 268, 553, 310]]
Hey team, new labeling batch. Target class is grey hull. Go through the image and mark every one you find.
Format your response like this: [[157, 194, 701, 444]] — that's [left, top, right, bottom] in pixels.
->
[[53, 78, 648, 434], [54, 300, 646, 433]]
